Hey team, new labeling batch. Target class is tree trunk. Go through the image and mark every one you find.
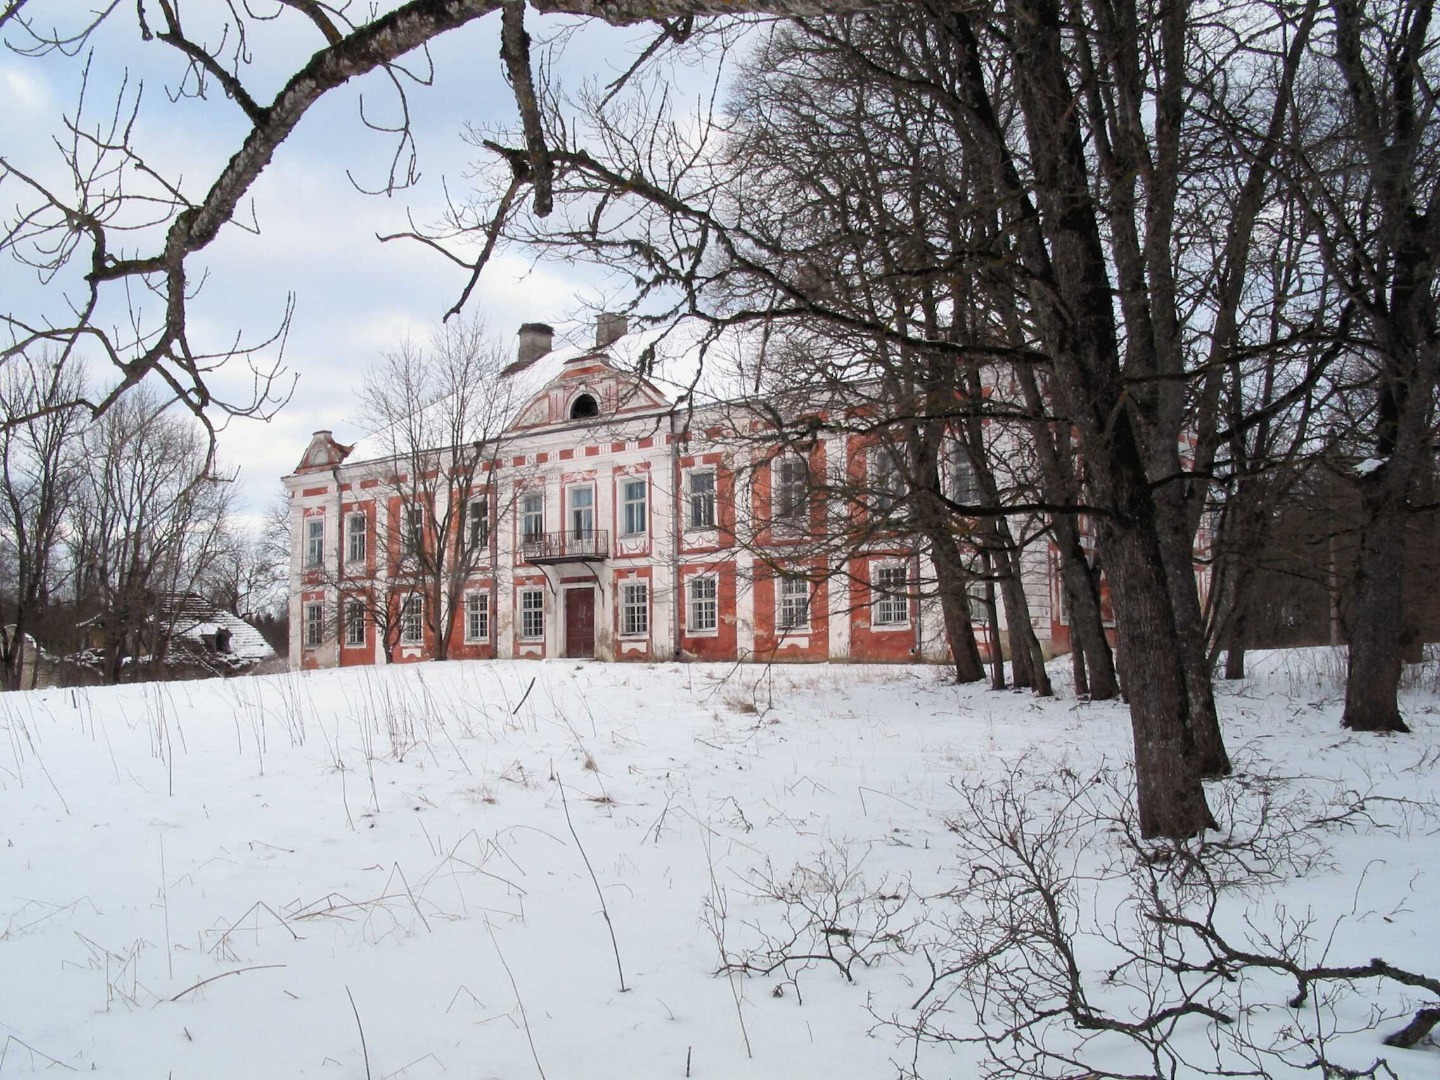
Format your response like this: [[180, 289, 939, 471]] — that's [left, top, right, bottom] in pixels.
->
[[1343, 488, 1410, 732], [1155, 484, 1231, 775], [928, 527, 986, 683], [979, 550, 1005, 690], [1053, 514, 1119, 699]]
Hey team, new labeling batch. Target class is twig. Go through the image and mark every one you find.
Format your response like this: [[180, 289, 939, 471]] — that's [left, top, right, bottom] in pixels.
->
[[0, 1035, 76, 1072], [169, 963, 286, 1002], [347, 986, 372, 1080], [486, 919, 548, 1080], [558, 775, 628, 992], [512, 676, 537, 715]]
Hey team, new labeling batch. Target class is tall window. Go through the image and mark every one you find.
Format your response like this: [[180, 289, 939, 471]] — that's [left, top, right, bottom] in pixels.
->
[[777, 574, 810, 630], [873, 565, 909, 626], [947, 439, 981, 506], [465, 592, 489, 643], [466, 498, 490, 551], [403, 504, 424, 557], [620, 581, 649, 637], [521, 492, 544, 541], [306, 519, 324, 567], [688, 470, 716, 529], [569, 486, 594, 539], [872, 446, 905, 514], [344, 598, 367, 646], [304, 601, 324, 647], [520, 588, 544, 640], [621, 479, 648, 536], [400, 594, 424, 645], [773, 454, 808, 524], [346, 513, 367, 563], [687, 575, 718, 633]]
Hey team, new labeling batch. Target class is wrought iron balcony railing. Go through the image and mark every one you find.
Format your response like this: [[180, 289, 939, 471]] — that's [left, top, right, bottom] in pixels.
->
[[521, 529, 609, 563]]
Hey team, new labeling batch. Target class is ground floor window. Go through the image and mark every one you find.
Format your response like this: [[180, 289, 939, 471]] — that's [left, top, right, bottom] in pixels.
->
[[777, 574, 810, 630], [620, 581, 649, 637], [400, 595, 424, 645], [304, 601, 325, 648], [873, 565, 909, 627], [687, 575, 717, 633], [344, 599, 367, 646], [520, 588, 544, 640], [465, 591, 490, 643]]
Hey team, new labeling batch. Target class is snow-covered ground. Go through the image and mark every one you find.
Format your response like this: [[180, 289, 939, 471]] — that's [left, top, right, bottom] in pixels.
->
[[0, 652, 1435, 1078]]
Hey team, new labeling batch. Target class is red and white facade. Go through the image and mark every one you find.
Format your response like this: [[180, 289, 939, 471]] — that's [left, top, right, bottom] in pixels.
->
[[284, 321, 1063, 668]]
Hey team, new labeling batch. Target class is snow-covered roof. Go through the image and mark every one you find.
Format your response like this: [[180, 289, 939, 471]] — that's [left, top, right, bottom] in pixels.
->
[[167, 599, 276, 665]]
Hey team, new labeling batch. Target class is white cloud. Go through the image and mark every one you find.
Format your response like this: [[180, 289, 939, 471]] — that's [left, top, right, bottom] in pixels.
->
[[0, 65, 50, 113]]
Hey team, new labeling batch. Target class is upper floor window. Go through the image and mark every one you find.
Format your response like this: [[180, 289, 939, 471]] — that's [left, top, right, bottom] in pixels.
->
[[872, 446, 906, 514], [521, 492, 545, 541], [346, 513, 367, 563], [621, 479, 648, 536], [569, 393, 599, 420], [873, 565, 909, 627], [777, 574, 811, 631], [305, 518, 324, 567], [403, 504, 424, 557], [947, 438, 981, 506], [569, 486, 595, 539], [687, 470, 716, 530], [773, 454, 809, 525], [466, 498, 490, 551]]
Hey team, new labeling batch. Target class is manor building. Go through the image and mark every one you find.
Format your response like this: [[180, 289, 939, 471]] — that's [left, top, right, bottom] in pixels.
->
[[284, 318, 1060, 667]]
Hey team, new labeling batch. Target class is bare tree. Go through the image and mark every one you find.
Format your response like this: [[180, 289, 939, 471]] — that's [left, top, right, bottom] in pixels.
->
[[1292, 0, 1440, 732], [69, 387, 236, 682], [349, 317, 517, 663], [0, 351, 85, 689]]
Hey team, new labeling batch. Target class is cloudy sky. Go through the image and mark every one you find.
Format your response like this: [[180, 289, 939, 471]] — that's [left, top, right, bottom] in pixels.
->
[[2, 8, 731, 521]]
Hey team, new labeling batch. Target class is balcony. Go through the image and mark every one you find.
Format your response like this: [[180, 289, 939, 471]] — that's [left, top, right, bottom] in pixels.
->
[[522, 529, 609, 564]]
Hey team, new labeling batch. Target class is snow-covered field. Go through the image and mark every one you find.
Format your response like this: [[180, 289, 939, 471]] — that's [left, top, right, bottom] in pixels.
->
[[1, 653, 1436, 1078]]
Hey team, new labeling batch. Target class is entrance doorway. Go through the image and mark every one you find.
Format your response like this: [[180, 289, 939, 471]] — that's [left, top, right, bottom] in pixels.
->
[[564, 588, 596, 658]]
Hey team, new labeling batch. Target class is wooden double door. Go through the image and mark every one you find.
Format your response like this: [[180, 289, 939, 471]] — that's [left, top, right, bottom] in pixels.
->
[[563, 587, 595, 659]]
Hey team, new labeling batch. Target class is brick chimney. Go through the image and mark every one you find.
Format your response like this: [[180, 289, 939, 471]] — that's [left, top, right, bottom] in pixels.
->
[[516, 322, 554, 367], [595, 313, 628, 350]]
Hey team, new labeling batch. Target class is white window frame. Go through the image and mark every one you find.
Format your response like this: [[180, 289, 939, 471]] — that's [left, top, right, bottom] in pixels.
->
[[872, 564, 910, 627], [305, 518, 324, 567], [400, 594, 424, 645], [620, 580, 649, 638], [777, 574, 810, 631], [686, 574, 718, 635], [403, 504, 424, 557], [872, 446, 905, 514], [344, 598, 367, 647], [968, 586, 991, 625], [519, 588, 545, 641], [687, 469, 716, 530], [521, 491, 545, 541], [773, 453, 809, 525], [464, 591, 490, 643], [466, 498, 490, 552], [346, 512, 367, 564], [621, 478, 648, 537], [304, 601, 325, 647], [568, 485, 595, 539], [947, 438, 981, 506]]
